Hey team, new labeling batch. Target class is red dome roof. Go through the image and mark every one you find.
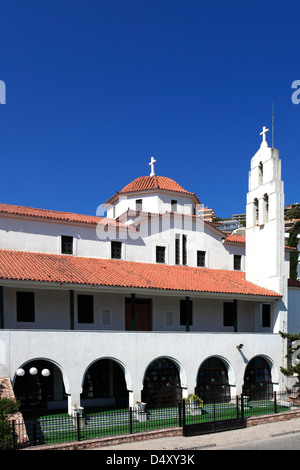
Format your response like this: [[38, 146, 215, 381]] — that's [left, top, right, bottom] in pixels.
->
[[120, 175, 199, 199]]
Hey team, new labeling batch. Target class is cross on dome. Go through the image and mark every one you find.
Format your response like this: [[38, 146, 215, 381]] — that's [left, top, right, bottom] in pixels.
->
[[149, 156, 156, 177], [260, 126, 269, 147]]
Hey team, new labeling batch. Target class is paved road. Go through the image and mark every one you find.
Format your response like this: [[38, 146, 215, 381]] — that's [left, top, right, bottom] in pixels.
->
[[91, 417, 300, 451], [216, 431, 300, 450]]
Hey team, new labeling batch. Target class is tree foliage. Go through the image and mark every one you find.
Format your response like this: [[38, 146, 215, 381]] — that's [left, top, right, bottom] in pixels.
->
[[285, 206, 300, 221], [287, 220, 300, 280], [279, 331, 300, 378], [0, 397, 20, 450]]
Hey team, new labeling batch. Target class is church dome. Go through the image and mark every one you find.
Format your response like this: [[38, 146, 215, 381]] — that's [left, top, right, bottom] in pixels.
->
[[119, 175, 199, 201]]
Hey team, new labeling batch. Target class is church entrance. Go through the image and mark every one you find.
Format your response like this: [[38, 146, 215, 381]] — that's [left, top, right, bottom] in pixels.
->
[[195, 357, 231, 403], [142, 358, 182, 408], [243, 356, 273, 400], [125, 297, 152, 331], [82, 359, 128, 408]]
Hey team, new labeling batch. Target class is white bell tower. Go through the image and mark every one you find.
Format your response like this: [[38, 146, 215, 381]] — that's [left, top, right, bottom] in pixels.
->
[[246, 126, 287, 333]]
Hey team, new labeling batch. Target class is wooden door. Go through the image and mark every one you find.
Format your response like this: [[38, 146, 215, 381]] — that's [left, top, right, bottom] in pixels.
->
[[125, 298, 152, 331]]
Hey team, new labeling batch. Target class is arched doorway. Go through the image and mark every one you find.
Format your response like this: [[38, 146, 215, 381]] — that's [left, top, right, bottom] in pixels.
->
[[82, 359, 128, 408], [14, 359, 67, 412], [243, 356, 273, 400], [142, 358, 182, 408], [195, 357, 231, 403]]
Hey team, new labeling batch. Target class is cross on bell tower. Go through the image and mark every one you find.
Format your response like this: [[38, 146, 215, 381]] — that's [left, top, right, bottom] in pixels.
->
[[149, 156, 156, 177], [260, 126, 269, 148]]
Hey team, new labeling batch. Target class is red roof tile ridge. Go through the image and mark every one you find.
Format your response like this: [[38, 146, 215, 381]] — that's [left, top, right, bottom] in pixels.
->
[[0, 202, 103, 224]]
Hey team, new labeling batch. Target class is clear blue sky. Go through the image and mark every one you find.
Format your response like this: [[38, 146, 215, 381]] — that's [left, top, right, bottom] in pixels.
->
[[0, 0, 299, 219]]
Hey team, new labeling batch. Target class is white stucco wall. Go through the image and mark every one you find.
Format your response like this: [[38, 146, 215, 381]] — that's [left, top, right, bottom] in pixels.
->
[[0, 210, 246, 271], [0, 329, 284, 412], [2, 286, 277, 333]]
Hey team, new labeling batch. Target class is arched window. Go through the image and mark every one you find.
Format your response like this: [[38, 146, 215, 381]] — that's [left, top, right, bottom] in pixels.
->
[[142, 358, 182, 408], [254, 198, 259, 225], [243, 356, 273, 400], [195, 357, 231, 403], [263, 193, 269, 223], [258, 161, 263, 186]]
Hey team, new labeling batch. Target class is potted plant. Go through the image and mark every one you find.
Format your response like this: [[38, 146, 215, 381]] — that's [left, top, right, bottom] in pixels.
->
[[185, 394, 204, 414]]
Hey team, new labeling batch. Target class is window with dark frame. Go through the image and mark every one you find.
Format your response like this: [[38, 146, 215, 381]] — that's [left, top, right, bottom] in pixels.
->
[[156, 246, 165, 263], [180, 299, 193, 326], [223, 302, 235, 327], [234, 254, 241, 270], [61, 235, 73, 255], [182, 235, 187, 266], [111, 241, 122, 259], [136, 199, 143, 212], [17, 292, 35, 322], [175, 236, 180, 265], [262, 304, 271, 328], [78, 295, 94, 323], [197, 250, 206, 267], [171, 200, 177, 212]]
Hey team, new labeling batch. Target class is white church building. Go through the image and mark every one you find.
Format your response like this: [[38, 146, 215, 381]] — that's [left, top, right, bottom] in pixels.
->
[[0, 127, 299, 414]]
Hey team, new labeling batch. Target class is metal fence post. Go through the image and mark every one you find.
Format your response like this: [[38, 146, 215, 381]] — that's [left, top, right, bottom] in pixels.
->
[[11, 420, 17, 449], [129, 407, 133, 434], [32, 417, 37, 445], [178, 401, 182, 427], [76, 413, 81, 441], [182, 399, 187, 437], [240, 394, 244, 419], [274, 391, 277, 413]]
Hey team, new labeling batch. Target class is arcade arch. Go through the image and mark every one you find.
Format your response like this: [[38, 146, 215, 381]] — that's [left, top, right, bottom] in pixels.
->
[[195, 356, 233, 403], [243, 355, 275, 399], [142, 357, 183, 408], [13, 358, 67, 412], [81, 358, 129, 408]]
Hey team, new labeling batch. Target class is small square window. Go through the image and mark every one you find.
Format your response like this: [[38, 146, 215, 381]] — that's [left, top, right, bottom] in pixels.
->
[[78, 295, 93, 323], [61, 236, 73, 255], [234, 255, 241, 270], [17, 292, 35, 322], [136, 199, 143, 212], [171, 200, 177, 212], [197, 250, 206, 267], [111, 241, 122, 259], [156, 246, 165, 263]]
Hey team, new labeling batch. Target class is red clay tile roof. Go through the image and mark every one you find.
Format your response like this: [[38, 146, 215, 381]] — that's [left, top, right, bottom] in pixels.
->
[[0, 249, 281, 298], [118, 176, 201, 202], [0, 203, 102, 224], [225, 234, 246, 244], [0, 203, 131, 230]]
